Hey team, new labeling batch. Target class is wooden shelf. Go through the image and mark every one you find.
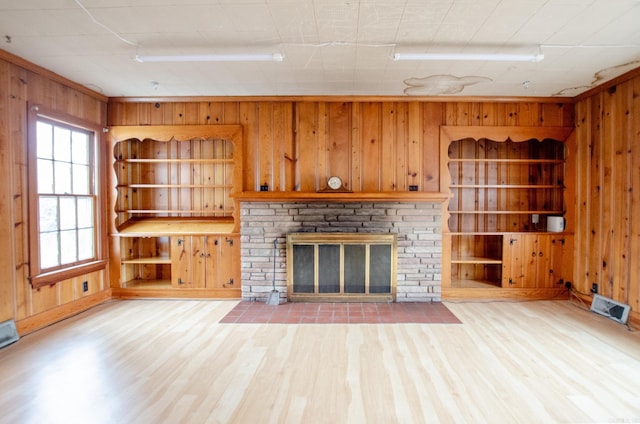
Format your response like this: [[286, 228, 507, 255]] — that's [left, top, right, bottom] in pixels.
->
[[448, 231, 573, 235], [122, 257, 171, 265], [449, 210, 564, 215], [450, 184, 563, 189], [451, 256, 502, 264], [116, 158, 233, 164], [448, 158, 564, 164], [234, 191, 450, 203], [122, 279, 172, 289], [116, 209, 234, 215], [117, 184, 233, 189], [451, 279, 502, 289], [115, 218, 235, 236]]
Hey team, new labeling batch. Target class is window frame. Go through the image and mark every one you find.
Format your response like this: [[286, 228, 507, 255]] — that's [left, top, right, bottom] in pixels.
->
[[28, 105, 107, 288]]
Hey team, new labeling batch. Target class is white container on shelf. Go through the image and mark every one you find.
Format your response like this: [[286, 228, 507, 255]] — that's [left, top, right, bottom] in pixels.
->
[[547, 216, 564, 232]]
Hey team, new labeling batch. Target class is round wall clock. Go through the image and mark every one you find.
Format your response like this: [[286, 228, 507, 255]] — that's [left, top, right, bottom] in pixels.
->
[[327, 176, 343, 190]]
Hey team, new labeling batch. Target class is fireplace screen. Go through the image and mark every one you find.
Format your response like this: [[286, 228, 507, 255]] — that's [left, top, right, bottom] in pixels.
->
[[287, 233, 397, 302]]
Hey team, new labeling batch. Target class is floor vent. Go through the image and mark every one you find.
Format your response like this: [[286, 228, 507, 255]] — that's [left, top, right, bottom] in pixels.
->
[[0, 319, 19, 349], [590, 294, 631, 325]]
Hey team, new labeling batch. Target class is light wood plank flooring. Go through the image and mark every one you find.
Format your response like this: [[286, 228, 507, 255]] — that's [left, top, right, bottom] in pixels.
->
[[0, 299, 639, 423]]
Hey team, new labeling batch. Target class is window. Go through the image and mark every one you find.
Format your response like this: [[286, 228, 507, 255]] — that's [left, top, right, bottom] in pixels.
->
[[28, 106, 105, 286]]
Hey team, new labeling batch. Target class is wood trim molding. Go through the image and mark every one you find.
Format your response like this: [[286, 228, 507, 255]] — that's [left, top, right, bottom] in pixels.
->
[[30, 260, 108, 289], [443, 287, 567, 300], [107, 95, 575, 104], [107, 124, 243, 144], [0, 48, 108, 102], [110, 288, 241, 299], [440, 125, 574, 145], [15, 290, 111, 336]]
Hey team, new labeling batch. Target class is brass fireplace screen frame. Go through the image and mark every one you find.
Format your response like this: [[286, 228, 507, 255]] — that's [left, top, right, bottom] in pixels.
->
[[286, 233, 397, 302]]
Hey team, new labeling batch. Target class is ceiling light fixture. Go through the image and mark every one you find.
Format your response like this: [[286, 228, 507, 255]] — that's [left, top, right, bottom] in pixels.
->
[[393, 52, 544, 62], [135, 53, 284, 63]]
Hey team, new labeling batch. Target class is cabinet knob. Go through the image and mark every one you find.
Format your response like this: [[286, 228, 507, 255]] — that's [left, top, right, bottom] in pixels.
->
[[539, 252, 543, 257]]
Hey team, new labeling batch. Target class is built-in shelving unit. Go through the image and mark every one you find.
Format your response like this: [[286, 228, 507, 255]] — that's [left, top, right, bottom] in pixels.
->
[[113, 140, 235, 223], [108, 125, 243, 298], [440, 126, 575, 299]]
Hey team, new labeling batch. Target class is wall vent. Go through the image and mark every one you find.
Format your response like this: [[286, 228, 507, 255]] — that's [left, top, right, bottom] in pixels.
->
[[590, 294, 631, 325], [0, 319, 19, 349]]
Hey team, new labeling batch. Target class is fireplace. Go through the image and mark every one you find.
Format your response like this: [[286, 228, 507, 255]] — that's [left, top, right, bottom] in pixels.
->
[[287, 233, 397, 302], [237, 197, 444, 303]]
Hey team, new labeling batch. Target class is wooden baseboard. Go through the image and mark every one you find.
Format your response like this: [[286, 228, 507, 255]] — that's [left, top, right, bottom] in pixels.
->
[[111, 287, 241, 300], [16, 290, 112, 336], [443, 287, 568, 301]]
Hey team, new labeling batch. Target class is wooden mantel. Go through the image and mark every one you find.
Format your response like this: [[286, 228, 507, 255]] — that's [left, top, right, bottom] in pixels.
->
[[233, 191, 451, 203]]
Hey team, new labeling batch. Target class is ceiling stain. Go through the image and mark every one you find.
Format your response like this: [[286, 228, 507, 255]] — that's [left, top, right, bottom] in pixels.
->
[[553, 59, 640, 96]]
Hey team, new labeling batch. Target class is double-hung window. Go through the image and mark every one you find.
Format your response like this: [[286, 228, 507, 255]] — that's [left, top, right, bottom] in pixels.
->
[[29, 106, 104, 287]]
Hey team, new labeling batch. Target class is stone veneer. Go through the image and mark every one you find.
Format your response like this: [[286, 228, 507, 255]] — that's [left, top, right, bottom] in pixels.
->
[[239, 201, 443, 302]]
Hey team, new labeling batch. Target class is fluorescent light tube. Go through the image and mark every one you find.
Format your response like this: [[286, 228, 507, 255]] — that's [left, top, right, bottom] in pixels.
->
[[135, 53, 284, 63], [393, 52, 544, 62]]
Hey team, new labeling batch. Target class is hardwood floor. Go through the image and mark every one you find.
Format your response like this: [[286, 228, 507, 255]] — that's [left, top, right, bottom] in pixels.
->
[[0, 299, 639, 423]]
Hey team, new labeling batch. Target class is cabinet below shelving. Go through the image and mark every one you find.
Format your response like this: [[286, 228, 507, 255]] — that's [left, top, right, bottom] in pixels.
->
[[447, 233, 573, 290], [112, 220, 240, 298]]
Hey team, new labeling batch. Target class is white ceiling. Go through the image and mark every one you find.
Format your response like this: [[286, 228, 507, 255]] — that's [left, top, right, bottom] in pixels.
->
[[1, 0, 639, 98]]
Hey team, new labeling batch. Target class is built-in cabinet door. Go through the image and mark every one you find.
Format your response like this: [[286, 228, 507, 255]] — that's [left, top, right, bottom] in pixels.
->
[[171, 236, 198, 288], [503, 234, 572, 288], [547, 234, 573, 288], [171, 235, 239, 289], [170, 235, 210, 288], [502, 235, 526, 288], [192, 236, 218, 289], [212, 235, 240, 289]]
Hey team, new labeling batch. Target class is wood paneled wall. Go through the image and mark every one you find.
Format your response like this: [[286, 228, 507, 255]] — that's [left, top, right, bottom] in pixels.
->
[[107, 100, 573, 194], [574, 70, 640, 314], [5, 45, 640, 330], [0, 51, 109, 332]]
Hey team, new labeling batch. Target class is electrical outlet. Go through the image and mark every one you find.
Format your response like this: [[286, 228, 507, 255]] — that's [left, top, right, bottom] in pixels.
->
[[82, 281, 88, 292], [532, 214, 539, 224], [591, 283, 598, 294]]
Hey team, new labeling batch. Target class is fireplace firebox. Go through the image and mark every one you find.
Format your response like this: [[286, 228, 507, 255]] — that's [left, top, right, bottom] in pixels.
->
[[287, 233, 397, 302]]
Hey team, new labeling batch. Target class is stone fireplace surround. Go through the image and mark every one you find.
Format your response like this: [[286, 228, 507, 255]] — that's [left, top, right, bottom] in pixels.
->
[[238, 197, 445, 303]]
